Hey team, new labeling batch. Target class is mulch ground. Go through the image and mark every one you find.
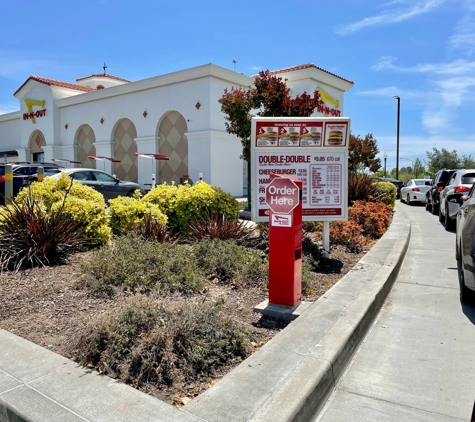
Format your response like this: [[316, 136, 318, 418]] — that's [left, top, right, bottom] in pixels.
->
[[0, 243, 368, 406]]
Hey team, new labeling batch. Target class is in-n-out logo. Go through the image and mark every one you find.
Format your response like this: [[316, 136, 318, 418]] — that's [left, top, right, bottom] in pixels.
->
[[271, 214, 292, 227]]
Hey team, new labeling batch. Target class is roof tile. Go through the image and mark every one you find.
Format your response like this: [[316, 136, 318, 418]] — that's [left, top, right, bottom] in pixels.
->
[[14, 76, 95, 96], [266, 63, 354, 85]]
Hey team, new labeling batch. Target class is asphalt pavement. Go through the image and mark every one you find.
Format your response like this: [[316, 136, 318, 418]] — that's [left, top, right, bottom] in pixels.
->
[[315, 201, 475, 422]]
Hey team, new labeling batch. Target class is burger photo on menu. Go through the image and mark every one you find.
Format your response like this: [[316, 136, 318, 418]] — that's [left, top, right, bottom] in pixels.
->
[[327, 130, 343, 145], [289, 131, 300, 142], [311, 131, 321, 142]]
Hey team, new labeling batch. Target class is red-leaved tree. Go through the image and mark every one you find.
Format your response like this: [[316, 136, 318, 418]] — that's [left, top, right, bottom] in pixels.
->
[[219, 70, 323, 161], [348, 133, 381, 174]]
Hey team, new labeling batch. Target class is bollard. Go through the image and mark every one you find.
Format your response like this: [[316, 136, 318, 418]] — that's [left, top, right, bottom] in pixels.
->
[[179, 174, 193, 185], [151, 173, 156, 188], [37, 166, 44, 183], [199, 172, 203, 183], [4, 164, 13, 203]]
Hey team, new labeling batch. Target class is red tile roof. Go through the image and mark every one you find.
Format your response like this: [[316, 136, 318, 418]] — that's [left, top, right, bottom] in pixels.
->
[[14, 76, 95, 96], [76, 73, 131, 83], [266, 64, 354, 85]]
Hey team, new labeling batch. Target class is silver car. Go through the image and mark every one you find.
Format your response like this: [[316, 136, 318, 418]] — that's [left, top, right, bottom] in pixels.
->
[[455, 184, 475, 302], [400, 179, 431, 205], [50, 168, 143, 201], [439, 169, 475, 231]]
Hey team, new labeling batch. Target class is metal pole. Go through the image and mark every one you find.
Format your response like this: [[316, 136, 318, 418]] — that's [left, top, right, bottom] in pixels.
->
[[4, 164, 13, 203], [384, 158, 387, 177], [394, 96, 400, 180]]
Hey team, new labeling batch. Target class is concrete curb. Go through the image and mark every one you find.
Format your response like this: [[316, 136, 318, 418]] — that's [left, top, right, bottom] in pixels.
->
[[185, 204, 410, 422], [0, 205, 410, 422]]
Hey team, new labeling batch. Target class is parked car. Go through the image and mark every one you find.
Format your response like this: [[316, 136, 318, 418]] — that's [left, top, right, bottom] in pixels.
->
[[425, 168, 457, 215], [372, 177, 404, 199], [439, 169, 475, 231], [49, 168, 143, 201], [400, 179, 431, 205], [0, 162, 63, 205], [455, 184, 475, 302]]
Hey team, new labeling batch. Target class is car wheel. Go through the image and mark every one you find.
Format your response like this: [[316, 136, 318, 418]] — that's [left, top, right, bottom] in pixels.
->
[[400, 194, 405, 203], [445, 204, 455, 231], [126, 190, 135, 197], [438, 206, 444, 222], [431, 199, 438, 215], [457, 249, 475, 303], [406, 194, 411, 205]]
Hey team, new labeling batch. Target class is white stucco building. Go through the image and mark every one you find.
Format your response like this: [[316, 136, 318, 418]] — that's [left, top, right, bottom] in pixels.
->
[[0, 63, 353, 196]]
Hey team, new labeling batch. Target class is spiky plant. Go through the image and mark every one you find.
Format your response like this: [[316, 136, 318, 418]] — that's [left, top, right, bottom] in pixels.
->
[[187, 213, 252, 241], [0, 189, 86, 271]]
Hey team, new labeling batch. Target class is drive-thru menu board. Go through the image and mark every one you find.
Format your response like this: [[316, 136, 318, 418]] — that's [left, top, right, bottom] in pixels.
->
[[251, 117, 350, 222]]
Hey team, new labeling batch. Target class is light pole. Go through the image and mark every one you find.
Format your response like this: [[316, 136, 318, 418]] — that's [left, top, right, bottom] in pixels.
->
[[393, 96, 400, 180], [383, 152, 388, 177]]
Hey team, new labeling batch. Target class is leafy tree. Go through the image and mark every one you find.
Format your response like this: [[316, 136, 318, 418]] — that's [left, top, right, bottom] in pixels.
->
[[412, 158, 425, 178], [426, 148, 461, 172], [462, 155, 475, 169], [219, 70, 323, 161], [348, 133, 381, 174]]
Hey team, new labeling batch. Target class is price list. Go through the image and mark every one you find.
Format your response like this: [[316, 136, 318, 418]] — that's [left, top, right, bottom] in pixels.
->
[[309, 164, 342, 206]]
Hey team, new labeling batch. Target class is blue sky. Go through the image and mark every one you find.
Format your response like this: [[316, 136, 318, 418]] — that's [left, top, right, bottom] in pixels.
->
[[1, 0, 474, 171]]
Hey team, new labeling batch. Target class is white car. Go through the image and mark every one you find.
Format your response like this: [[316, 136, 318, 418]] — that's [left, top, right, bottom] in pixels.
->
[[400, 179, 431, 205]]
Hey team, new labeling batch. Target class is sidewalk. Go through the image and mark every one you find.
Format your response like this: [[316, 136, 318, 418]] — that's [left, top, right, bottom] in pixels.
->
[[0, 204, 410, 422], [315, 202, 475, 421]]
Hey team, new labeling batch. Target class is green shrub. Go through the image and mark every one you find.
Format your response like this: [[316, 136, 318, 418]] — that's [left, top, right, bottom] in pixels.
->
[[193, 239, 267, 286], [16, 174, 111, 245], [108, 196, 168, 235], [79, 236, 205, 294], [373, 181, 396, 208], [143, 182, 240, 232], [141, 183, 179, 228], [302, 236, 323, 263]]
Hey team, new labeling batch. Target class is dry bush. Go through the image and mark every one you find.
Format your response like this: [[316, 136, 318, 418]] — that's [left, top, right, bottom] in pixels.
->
[[73, 296, 250, 391]]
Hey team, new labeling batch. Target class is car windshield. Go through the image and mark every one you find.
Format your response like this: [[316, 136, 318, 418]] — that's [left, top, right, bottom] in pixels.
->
[[414, 180, 429, 186]]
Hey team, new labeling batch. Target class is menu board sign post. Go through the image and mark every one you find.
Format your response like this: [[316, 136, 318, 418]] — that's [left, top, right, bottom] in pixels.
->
[[251, 117, 350, 223]]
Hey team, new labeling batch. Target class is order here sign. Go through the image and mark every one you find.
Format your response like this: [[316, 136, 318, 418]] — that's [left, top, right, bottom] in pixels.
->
[[265, 177, 300, 214], [250, 116, 350, 223]]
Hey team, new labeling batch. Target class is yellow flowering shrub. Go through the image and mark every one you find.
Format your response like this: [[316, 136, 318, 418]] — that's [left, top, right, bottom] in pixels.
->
[[143, 182, 240, 232], [15, 174, 111, 245], [108, 196, 168, 234]]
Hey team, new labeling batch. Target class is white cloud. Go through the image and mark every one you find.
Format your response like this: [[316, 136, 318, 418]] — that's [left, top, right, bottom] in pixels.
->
[[0, 102, 19, 115], [355, 86, 423, 100], [336, 0, 447, 35], [372, 57, 475, 75]]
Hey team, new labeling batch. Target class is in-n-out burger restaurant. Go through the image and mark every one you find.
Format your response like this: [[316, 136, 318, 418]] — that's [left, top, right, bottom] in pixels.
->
[[0, 63, 353, 196]]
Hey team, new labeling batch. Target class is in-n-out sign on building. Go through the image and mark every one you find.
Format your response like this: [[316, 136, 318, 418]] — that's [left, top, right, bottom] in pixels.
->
[[0, 63, 353, 196]]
